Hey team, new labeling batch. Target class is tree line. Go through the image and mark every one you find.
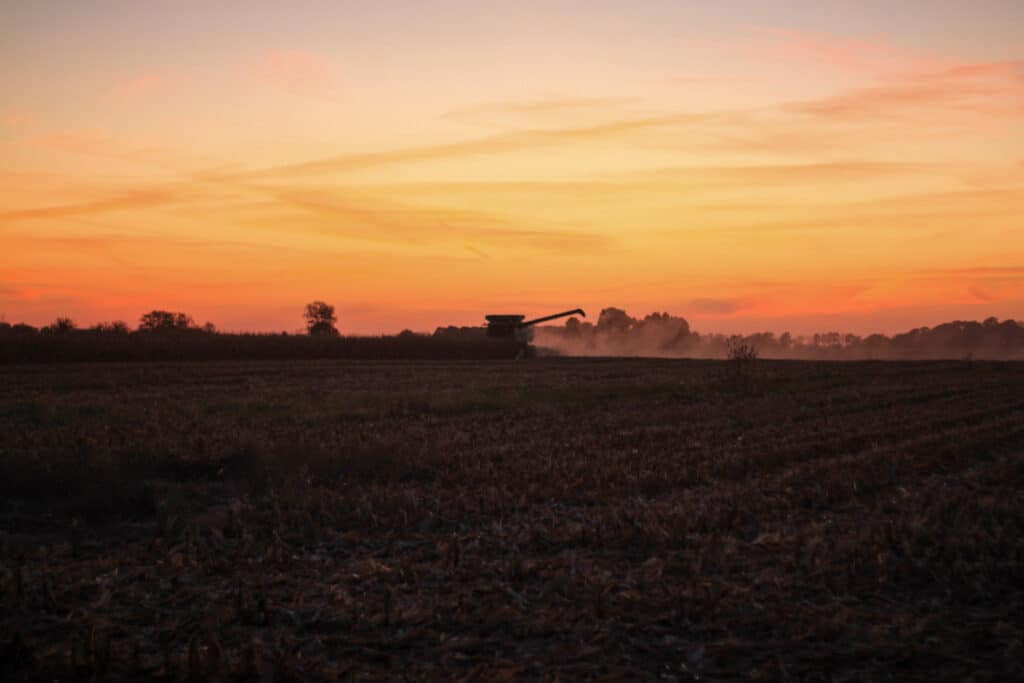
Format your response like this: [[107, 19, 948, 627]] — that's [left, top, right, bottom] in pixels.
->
[[0, 301, 528, 363], [0, 301, 340, 337], [2, 303, 1022, 361]]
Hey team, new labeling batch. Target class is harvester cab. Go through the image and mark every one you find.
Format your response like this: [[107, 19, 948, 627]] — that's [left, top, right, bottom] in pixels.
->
[[485, 309, 586, 344]]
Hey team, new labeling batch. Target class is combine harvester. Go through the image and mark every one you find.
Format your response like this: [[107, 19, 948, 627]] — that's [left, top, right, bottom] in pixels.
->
[[485, 309, 585, 356]]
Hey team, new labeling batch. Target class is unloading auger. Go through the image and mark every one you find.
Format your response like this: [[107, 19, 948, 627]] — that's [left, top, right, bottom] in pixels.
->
[[485, 308, 586, 341]]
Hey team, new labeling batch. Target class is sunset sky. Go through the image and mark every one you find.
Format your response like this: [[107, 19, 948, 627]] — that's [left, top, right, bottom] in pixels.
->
[[2, 1, 1022, 335]]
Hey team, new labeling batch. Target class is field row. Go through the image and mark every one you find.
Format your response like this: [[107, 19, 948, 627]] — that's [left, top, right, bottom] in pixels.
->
[[2, 359, 1022, 679]]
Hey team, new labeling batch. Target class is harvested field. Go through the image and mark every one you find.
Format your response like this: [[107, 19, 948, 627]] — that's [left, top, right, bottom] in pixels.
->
[[2, 359, 1023, 680]]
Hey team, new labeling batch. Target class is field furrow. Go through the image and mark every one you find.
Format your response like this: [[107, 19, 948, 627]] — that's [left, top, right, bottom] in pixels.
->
[[1, 359, 1022, 680]]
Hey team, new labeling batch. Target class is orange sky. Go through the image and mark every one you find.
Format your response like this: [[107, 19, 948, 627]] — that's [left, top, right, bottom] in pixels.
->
[[2, 2, 1022, 335]]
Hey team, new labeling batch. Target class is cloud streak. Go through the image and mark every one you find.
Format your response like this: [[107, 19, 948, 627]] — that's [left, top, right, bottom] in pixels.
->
[[0, 191, 182, 222], [241, 112, 719, 178], [788, 60, 1024, 119], [262, 188, 611, 250], [232, 55, 1020, 183], [689, 298, 750, 315]]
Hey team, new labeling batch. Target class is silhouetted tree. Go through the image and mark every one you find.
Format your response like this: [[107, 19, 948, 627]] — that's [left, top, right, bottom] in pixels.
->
[[304, 301, 338, 336], [597, 307, 634, 332], [139, 310, 193, 331], [41, 317, 76, 334], [92, 321, 130, 334]]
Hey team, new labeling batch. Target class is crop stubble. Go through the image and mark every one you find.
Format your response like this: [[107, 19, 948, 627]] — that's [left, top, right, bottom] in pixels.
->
[[1, 359, 1022, 679]]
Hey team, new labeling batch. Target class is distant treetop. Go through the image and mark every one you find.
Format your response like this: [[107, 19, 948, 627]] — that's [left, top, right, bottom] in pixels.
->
[[41, 317, 76, 334], [92, 321, 130, 334], [139, 310, 194, 331], [304, 301, 339, 336]]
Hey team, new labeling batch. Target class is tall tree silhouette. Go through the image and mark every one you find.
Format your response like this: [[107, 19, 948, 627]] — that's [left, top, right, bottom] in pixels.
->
[[304, 301, 338, 336]]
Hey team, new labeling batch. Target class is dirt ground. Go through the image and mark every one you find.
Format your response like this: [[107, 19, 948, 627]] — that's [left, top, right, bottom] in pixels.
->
[[2, 358, 1022, 680]]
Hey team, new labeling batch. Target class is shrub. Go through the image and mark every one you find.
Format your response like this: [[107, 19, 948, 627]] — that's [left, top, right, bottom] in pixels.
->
[[727, 337, 759, 362]]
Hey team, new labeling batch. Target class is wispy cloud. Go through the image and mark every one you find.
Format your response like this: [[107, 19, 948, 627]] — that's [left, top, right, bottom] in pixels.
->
[[0, 190, 182, 222], [656, 185, 1024, 237], [242, 112, 721, 178], [463, 243, 491, 259], [910, 265, 1024, 280], [602, 161, 937, 185], [968, 287, 994, 303], [232, 58, 1018, 182], [788, 60, 1024, 120], [689, 298, 750, 315], [260, 188, 610, 250]]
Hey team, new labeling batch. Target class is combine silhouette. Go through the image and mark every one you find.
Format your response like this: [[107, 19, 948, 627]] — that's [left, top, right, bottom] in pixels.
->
[[485, 309, 585, 343]]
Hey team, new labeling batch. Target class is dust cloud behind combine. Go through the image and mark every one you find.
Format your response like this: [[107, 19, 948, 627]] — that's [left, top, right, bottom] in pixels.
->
[[534, 308, 1024, 360]]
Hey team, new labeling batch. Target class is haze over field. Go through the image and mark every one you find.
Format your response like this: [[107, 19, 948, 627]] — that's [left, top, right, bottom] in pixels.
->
[[2, 1, 1022, 334]]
